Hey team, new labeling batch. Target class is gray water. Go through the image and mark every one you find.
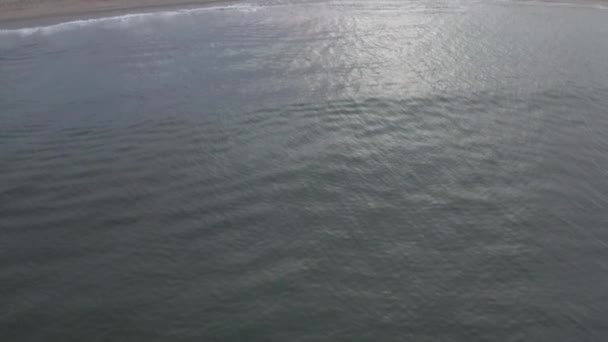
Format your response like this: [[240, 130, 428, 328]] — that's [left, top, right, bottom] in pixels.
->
[[2, 0, 608, 340]]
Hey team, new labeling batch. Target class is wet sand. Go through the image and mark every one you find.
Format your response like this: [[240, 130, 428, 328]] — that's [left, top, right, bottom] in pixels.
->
[[0, 0, 236, 22]]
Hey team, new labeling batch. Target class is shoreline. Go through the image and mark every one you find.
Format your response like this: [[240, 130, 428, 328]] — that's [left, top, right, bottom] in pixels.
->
[[0, 0, 239, 24]]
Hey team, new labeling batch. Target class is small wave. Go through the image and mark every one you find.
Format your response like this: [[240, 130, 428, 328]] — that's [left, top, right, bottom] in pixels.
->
[[0, 3, 260, 37], [498, 0, 608, 11]]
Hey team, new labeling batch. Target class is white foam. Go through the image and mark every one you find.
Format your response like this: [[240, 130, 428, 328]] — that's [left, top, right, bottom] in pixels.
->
[[0, 3, 260, 37]]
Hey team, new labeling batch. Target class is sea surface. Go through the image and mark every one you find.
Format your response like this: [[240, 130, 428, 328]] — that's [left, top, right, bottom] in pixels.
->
[[2, 0, 608, 340]]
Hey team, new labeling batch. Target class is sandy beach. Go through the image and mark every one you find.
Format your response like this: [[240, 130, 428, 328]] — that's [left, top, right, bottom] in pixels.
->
[[0, 0, 237, 22]]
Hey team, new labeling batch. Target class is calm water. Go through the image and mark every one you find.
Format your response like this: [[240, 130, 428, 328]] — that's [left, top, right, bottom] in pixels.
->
[[2, 0, 608, 340]]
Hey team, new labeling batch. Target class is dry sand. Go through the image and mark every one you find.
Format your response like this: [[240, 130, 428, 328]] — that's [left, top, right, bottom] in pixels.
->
[[0, 0, 236, 22]]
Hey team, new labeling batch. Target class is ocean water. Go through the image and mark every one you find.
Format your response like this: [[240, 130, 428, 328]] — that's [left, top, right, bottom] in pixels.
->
[[2, 0, 608, 340]]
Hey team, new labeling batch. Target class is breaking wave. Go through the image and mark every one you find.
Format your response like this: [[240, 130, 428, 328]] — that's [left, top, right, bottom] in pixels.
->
[[0, 3, 261, 37]]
